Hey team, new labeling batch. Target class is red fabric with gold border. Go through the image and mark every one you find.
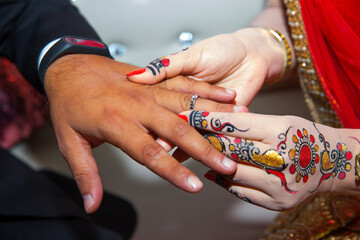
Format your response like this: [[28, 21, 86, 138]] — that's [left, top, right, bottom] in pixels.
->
[[299, 0, 360, 128]]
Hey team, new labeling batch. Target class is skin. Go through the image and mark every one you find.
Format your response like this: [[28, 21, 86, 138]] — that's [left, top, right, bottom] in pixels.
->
[[181, 111, 360, 211], [126, 0, 290, 160], [127, 27, 285, 106], [126, 0, 359, 210], [44, 54, 247, 213], [127, 0, 294, 106]]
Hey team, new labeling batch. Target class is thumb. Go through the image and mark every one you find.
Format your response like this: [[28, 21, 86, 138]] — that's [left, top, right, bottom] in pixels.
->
[[59, 131, 103, 214], [126, 48, 195, 84]]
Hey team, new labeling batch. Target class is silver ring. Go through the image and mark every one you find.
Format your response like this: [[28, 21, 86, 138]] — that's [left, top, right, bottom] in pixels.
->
[[189, 94, 199, 110]]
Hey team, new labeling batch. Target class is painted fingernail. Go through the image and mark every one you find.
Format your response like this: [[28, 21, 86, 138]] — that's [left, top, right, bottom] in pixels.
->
[[225, 89, 236, 95], [234, 106, 249, 113], [126, 68, 146, 77], [82, 194, 94, 212], [204, 172, 216, 182], [222, 156, 236, 169], [178, 114, 188, 122], [187, 175, 203, 190]]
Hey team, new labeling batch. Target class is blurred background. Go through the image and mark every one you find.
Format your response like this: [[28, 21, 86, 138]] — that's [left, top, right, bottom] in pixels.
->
[[11, 0, 311, 239]]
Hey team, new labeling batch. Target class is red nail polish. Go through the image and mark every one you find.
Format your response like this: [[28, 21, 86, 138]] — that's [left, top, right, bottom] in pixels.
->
[[126, 68, 146, 77], [204, 173, 216, 182], [178, 114, 188, 122]]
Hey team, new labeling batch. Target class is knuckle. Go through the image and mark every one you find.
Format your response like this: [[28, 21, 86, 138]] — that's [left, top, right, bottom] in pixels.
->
[[200, 144, 219, 162], [273, 196, 297, 211], [280, 200, 296, 210], [216, 103, 232, 112], [142, 143, 166, 168], [171, 164, 189, 181], [100, 107, 127, 133], [172, 120, 192, 136], [179, 94, 192, 111], [233, 173, 245, 183], [102, 106, 118, 123], [73, 168, 96, 185], [185, 77, 196, 90], [266, 175, 280, 186], [128, 88, 152, 107]]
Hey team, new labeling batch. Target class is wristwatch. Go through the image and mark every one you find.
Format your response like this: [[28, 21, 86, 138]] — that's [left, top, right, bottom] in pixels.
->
[[38, 36, 112, 86]]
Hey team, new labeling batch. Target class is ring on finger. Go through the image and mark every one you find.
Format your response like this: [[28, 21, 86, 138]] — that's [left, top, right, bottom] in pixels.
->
[[189, 94, 199, 110]]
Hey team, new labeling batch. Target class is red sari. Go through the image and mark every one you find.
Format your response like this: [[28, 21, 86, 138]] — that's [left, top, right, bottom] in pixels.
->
[[300, 0, 360, 128]]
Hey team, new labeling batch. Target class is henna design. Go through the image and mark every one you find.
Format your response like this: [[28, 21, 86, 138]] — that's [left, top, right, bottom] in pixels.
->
[[266, 169, 297, 194], [203, 133, 226, 153], [229, 189, 253, 204], [351, 137, 360, 187], [309, 124, 353, 192], [288, 128, 319, 183], [277, 127, 292, 155], [210, 118, 249, 133], [189, 111, 210, 130], [315, 124, 352, 179], [203, 130, 287, 171], [171, 47, 189, 55], [189, 111, 249, 133], [192, 111, 296, 193], [146, 57, 170, 76], [214, 174, 253, 204], [227, 137, 287, 171]]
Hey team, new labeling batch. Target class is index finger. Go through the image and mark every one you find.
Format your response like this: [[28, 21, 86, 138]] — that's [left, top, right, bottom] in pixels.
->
[[142, 108, 237, 175], [101, 120, 204, 193]]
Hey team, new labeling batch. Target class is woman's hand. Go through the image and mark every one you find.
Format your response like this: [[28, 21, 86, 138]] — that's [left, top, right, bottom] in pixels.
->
[[127, 27, 285, 106], [179, 111, 360, 210], [44, 54, 246, 213]]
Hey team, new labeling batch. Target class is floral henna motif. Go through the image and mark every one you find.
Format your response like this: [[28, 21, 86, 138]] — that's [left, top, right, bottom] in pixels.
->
[[189, 111, 295, 193], [288, 128, 320, 183], [146, 57, 170, 76], [201, 132, 287, 171], [309, 124, 353, 192], [228, 137, 287, 171], [189, 111, 210, 129]]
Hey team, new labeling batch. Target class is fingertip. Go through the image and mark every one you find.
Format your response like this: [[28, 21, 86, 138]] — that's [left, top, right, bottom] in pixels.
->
[[177, 111, 192, 119], [222, 156, 237, 173], [233, 106, 249, 113], [225, 88, 236, 96], [224, 89, 237, 101], [83, 193, 95, 213], [177, 114, 189, 122], [186, 175, 203, 192], [126, 68, 160, 84], [204, 170, 217, 182], [157, 137, 174, 152], [82, 179, 103, 214], [126, 68, 146, 77], [210, 87, 237, 103]]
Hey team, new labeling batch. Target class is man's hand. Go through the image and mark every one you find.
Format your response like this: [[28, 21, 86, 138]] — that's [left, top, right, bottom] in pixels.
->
[[44, 54, 244, 213]]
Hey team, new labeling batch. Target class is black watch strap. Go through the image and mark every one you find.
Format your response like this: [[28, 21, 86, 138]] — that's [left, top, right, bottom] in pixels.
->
[[38, 36, 112, 86]]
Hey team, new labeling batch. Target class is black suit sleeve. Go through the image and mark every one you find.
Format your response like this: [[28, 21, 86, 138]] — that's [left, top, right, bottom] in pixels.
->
[[0, 0, 101, 92]]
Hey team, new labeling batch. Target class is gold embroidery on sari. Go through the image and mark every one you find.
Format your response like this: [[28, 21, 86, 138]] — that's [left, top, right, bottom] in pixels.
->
[[284, 0, 342, 128]]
